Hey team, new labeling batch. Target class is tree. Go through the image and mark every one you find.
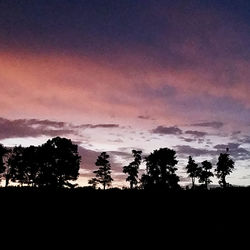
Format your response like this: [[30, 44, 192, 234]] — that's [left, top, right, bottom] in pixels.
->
[[185, 156, 200, 189], [143, 148, 180, 190], [215, 151, 235, 188], [7, 145, 25, 185], [7, 137, 81, 188], [8, 145, 40, 186], [198, 160, 213, 189], [0, 144, 9, 183], [37, 137, 81, 188], [123, 150, 142, 189], [92, 152, 113, 190]]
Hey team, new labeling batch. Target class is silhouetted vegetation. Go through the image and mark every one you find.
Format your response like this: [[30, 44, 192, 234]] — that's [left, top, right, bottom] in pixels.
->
[[186, 156, 199, 189], [123, 150, 142, 189], [0, 137, 239, 191], [198, 160, 214, 189], [215, 149, 235, 188], [3, 137, 80, 188], [141, 148, 180, 190], [90, 152, 113, 190], [0, 144, 9, 182]]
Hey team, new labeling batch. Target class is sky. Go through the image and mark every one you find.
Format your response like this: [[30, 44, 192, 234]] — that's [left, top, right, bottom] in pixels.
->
[[1, 0, 250, 187]]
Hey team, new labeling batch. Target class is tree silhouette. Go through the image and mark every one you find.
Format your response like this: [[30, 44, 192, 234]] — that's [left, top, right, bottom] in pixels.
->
[[7, 137, 81, 188], [92, 152, 113, 190], [8, 145, 39, 186], [123, 150, 142, 189], [37, 137, 81, 188], [186, 156, 200, 189], [7, 145, 25, 185], [0, 144, 9, 183], [215, 151, 235, 188], [198, 160, 213, 189], [143, 148, 179, 190]]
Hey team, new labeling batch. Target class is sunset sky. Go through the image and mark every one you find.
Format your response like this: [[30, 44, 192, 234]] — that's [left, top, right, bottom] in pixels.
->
[[1, 0, 250, 187]]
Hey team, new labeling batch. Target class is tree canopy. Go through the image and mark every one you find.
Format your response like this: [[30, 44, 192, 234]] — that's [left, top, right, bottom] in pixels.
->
[[215, 151, 235, 188], [123, 150, 142, 189], [142, 148, 180, 190], [7, 137, 81, 188], [91, 152, 113, 190], [186, 156, 200, 189]]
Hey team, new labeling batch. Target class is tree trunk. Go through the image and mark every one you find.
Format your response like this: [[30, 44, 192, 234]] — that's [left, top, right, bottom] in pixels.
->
[[5, 175, 9, 187], [103, 182, 106, 190], [130, 182, 133, 189], [222, 176, 227, 188], [192, 177, 195, 189]]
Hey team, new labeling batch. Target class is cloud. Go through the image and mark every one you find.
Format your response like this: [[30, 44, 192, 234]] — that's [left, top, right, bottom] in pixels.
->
[[77, 146, 100, 171], [185, 130, 207, 137], [231, 131, 241, 136], [175, 145, 216, 157], [176, 142, 250, 160], [108, 138, 124, 143], [84, 124, 119, 129], [240, 136, 250, 144], [0, 117, 74, 139], [214, 143, 250, 160], [179, 137, 196, 143], [190, 121, 224, 129], [152, 126, 182, 135], [137, 115, 154, 120]]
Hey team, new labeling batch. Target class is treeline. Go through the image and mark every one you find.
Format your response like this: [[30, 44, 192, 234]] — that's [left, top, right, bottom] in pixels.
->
[[89, 148, 235, 190], [0, 137, 80, 188], [0, 136, 235, 189]]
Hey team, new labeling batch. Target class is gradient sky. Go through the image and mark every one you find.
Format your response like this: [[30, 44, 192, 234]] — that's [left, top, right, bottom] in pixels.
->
[[1, 0, 250, 187]]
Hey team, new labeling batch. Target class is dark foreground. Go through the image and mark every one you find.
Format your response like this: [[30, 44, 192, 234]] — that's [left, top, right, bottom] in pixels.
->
[[0, 187, 249, 246]]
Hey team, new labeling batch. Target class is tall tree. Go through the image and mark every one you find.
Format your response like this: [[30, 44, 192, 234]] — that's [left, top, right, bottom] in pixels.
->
[[198, 160, 213, 189], [215, 150, 235, 188], [185, 156, 200, 189], [143, 148, 179, 190], [123, 150, 142, 189], [92, 152, 113, 190]]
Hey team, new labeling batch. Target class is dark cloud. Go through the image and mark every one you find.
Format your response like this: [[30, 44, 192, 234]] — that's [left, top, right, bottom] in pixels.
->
[[176, 142, 250, 160], [137, 115, 154, 120], [190, 121, 224, 129], [0, 117, 74, 139], [175, 145, 216, 157], [78, 146, 126, 175], [25, 119, 66, 128], [179, 137, 196, 143], [152, 126, 182, 135], [77, 124, 119, 129], [77, 146, 100, 171], [185, 130, 207, 137], [214, 143, 250, 160], [0, 117, 120, 140], [214, 143, 240, 151], [232, 131, 241, 136]]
